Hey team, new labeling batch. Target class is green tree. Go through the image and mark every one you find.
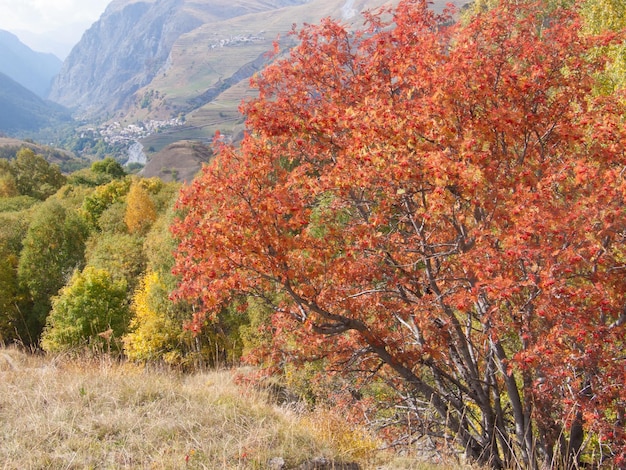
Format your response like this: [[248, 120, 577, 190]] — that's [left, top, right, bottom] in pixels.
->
[[581, 0, 626, 93], [17, 199, 89, 341], [91, 157, 126, 179], [81, 178, 131, 229], [144, 199, 179, 277], [97, 202, 128, 233], [0, 244, 21, 344], [11, 148, 66, 200], [41, 267, 129, 353], [0, 207, 33, 254], [67, 167, 117, 187], [0, 195, 39, 214], [0, 207, 34, 344], [85, 232, 146, 291]]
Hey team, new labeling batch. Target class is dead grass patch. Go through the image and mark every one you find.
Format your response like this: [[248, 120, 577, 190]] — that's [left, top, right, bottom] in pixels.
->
[[0, 348, 471, 469]]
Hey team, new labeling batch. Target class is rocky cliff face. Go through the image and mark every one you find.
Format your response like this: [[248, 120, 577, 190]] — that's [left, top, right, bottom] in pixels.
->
[[49, 0, 203, 117]]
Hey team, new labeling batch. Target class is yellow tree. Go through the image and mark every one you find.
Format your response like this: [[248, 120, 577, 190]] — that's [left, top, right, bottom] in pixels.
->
[[581, 0, 626, 92], [124, 271, 182, 363], [124, 179, 157, 234], [0, 172, 18, 198]]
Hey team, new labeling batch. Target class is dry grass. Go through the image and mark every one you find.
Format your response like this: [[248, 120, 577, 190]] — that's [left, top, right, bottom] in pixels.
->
[[0, 348, 471, 469]]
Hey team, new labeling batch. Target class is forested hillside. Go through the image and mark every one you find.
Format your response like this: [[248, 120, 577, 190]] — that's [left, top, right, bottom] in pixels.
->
[[1, 150, 186, 359], [0, 144, 252, 372]]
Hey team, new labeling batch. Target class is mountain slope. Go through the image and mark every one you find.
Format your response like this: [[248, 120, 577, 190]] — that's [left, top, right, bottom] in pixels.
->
[[49, 0, 307, 118], [141, 140, 213, 182], [0, 72, 72, 135], [0, 30, 62, 97], [152, 0, 400, 127]]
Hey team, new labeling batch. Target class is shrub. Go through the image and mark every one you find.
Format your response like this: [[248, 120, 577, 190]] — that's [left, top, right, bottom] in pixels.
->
[[41, 267, 129, 354]]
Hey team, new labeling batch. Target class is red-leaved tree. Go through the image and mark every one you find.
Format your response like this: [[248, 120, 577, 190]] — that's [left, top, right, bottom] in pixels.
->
[[173, 0, 626, 467]]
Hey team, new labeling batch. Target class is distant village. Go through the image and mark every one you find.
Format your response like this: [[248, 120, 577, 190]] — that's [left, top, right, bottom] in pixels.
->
[[93, 117, 184, 147], [209, 33, 265, 49], [74, 117, 184, 165]]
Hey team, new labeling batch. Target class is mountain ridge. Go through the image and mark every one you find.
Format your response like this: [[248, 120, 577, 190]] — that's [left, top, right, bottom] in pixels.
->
[[0, 29, 62, 98], [0, 71, 72, 136]]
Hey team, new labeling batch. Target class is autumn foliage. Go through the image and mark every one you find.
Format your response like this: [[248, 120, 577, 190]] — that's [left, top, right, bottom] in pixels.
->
[[124, 271, 182, 363], [173, 0, 626, 467], [125, 179, 158, 234]]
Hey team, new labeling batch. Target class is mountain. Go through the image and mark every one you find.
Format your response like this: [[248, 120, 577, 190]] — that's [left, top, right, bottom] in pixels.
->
[[50, 0, 467, 124], [0, 30, 63, 97], [0, 71, 72, 135], [48, 0, 308, 118], [12, 25, 92, 61]]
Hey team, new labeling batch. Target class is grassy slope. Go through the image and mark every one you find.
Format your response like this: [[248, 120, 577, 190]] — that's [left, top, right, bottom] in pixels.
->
[[142, 140, 213, 183], [142, 0, 465, 113], [0, 348, 471, 469]]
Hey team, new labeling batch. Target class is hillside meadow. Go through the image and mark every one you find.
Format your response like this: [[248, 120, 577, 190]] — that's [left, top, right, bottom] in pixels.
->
[[0, 348, 470, 470]]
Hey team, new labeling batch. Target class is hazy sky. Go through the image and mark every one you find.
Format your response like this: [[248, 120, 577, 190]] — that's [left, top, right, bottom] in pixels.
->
[[0, 0, 110, 34], [0, 0, 111, 56]]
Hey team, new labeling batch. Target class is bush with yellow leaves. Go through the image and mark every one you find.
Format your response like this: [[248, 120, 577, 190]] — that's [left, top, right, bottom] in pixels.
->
[[124, 271, 182, 363]]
